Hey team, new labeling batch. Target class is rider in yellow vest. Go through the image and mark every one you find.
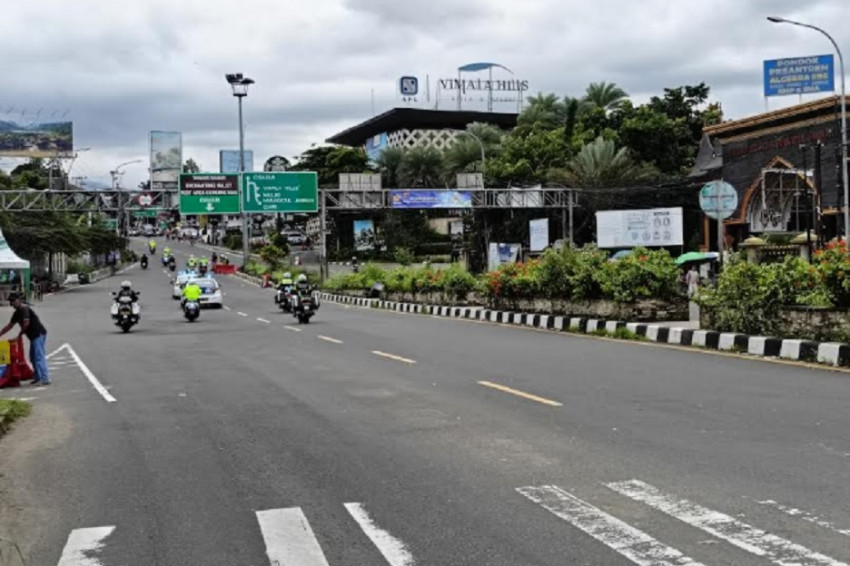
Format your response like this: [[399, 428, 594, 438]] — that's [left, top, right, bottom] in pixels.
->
[[182, 281, 202, 306], [187, 255, 198, 270]]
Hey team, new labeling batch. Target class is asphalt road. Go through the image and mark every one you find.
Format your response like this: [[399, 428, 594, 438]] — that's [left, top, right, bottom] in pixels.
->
[[1, 238, 849, 565]]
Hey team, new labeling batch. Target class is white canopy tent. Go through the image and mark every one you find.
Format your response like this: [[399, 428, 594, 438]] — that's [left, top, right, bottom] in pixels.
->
[[0, 228, 30, 269], [0, 228, 31, 299]]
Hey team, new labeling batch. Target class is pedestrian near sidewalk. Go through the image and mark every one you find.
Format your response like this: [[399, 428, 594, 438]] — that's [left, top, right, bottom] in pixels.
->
[[0, 292, 50, 385], [686, 265, 700, 299]]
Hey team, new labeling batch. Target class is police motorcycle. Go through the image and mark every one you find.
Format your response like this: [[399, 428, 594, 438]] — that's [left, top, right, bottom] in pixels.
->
[[183, 298, 200, 322], [290, 276, 319, 324], [110, 281, 141, 333]]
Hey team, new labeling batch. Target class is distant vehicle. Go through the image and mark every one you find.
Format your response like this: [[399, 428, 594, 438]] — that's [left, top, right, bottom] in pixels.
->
[[283, 231, 307, 245], [179, 227, 199, 239], [142, 224, 156, 237]]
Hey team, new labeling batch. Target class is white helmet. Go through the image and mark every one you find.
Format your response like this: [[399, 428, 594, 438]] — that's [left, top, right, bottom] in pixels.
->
[[283, 272, 292, 279], [121, 280, 132, 290], [297, 274, 308, 283]]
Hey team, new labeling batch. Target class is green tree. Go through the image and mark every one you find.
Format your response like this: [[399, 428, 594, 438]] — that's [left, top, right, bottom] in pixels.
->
[[515, 93, 567, 136], [487, 127, 569, 186], [259, 244, 287, 272], [582, 82, 629, 112], [0, 170, 12, 190], [290, 145, 370, 186], [397, 147, 445, 187], [562, 136, 655, 188], [184, 158, 201, 173], [617, 83, 718, 174], [374, 147, 405, 187], [443, 123, 503, 179]]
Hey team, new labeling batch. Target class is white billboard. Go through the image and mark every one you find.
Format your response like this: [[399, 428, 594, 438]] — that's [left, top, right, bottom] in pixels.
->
[[529, 218, 549, 252], [596, 207, 683, 248]]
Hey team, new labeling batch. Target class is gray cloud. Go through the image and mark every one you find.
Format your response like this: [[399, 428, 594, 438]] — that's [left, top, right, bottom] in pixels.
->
[[1, 0, 849, 188]]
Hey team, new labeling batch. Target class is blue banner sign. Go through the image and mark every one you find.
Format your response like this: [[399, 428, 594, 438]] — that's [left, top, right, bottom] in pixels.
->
[[390, 190, 473, 209], [763, 54, 834, 97]]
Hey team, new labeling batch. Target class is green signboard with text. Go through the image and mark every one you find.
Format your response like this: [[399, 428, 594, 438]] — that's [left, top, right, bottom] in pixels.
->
[[179, 173, 240, 214], [242, 172, 318, 213]]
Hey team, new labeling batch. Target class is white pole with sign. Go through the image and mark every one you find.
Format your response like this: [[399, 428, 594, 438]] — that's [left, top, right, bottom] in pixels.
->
[[699, 181, 739, 269]]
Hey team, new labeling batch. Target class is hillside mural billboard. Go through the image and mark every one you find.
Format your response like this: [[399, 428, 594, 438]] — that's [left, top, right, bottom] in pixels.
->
[[0, 119, 73, 157]]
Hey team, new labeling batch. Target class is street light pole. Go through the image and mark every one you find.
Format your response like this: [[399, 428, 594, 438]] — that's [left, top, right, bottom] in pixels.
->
[[111, 159, 143, 237], [768, 16, 849, 238], [226, 73, 255, 267]]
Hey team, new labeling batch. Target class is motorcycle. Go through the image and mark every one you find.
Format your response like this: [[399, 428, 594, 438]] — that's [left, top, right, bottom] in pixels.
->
[[293, 293, 317, 324], [275, 287, 294, 313], [168, 257, 176, 272], [183, 299, 200, 322], [111, 292, 141, 333], [140, 256, 148, 270], [199, 263, 208, 276]]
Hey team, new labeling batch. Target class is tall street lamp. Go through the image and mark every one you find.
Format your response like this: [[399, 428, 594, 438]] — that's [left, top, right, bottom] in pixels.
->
[[226, 72, 255, 266], [768, 16, 849, 238], [111, 159, 143, 236]]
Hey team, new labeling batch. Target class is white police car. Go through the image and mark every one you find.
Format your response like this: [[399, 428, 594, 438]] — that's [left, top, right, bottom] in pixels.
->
[[190, 276, 223, 308]]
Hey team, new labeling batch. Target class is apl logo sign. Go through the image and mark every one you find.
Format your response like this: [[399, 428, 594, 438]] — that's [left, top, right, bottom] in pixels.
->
[[138, 194, 153, 206]]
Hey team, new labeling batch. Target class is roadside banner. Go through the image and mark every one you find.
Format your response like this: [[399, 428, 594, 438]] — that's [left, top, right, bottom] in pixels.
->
[[390, 190, 473, 209]]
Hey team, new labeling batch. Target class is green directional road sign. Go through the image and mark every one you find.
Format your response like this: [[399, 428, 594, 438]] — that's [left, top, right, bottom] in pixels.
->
[[179, 173, 240, 215], [242, 172, 318, 213]]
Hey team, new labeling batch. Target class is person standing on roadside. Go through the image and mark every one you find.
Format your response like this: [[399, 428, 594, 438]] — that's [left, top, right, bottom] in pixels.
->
[[0, 292, 50, 386], [686, 265, 700, 299]]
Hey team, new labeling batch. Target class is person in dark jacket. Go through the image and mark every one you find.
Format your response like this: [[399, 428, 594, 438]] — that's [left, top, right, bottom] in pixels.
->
[[0, 292, 50, 385]]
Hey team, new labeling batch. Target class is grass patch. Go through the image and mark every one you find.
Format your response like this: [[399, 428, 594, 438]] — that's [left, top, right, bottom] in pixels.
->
[[590, 328, 610, 337], [0, 399, 32, 433], [612, 327, 647, 341]]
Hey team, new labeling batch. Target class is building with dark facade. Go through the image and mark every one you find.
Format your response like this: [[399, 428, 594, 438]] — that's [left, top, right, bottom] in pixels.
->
[[326, 107, 518, 160], [692, 95, 848, 246]]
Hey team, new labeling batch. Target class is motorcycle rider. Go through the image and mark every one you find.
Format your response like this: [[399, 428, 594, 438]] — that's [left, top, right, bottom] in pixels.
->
[[276, 272, 294, 306], [199, 257, 210, 274], [278, 272, 294, 292], [149, 239, 157, 254], [140, 253, 149, 269], [291, 274, 312, 305], [181, 279, 202, 308], [187, 255, 198, 270], [115, 280, 139, 302], [163, 246, 171, 258]]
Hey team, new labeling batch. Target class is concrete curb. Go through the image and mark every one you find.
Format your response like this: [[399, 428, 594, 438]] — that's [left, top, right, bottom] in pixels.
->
[[319, 292, 850, 368]]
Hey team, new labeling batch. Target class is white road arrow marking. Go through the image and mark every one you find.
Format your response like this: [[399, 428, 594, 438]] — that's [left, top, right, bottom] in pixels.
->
[[57, 526, 115, 566]]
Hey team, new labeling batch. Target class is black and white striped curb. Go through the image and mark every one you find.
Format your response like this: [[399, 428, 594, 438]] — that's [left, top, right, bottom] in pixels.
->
[[320, 293, 850, 368]]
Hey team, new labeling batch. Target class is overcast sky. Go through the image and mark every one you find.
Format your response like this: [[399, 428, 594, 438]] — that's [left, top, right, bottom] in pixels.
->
[[1, 0, 849, 188]]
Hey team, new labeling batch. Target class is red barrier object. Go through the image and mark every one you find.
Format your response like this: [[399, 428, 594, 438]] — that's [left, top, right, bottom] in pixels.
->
[[0, 337, 35, 388], [213, 264, 238, 275]]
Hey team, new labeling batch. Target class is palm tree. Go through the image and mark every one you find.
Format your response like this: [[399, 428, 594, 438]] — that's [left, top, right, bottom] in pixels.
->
[[397, 147, 445, 187], [516, 93, 567, 135], [374, 147, 405, 187], [582, 82, 629, 112], [563, 136, 653, 188], [443, 123, 503, 177]]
